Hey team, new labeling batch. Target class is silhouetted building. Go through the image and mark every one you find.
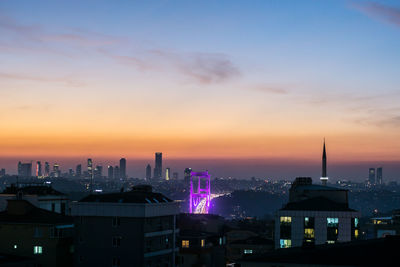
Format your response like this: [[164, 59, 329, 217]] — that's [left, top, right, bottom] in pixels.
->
[[94, 165, 102, 178], [114, 166, 120, 179], [154, 152, 162, 179], [377, 167, 383, 185], [52, 163, 60, 178], [0, 168, 6, 177], [275, 177, 360, 249], [36, 161, 42, 178], [0, 199, 74, 267], [71, 185, 180, 267], [146, 164, 152, 180], [368, 168, 375, 185], [173, 172, 179, 180], [75, 164, 82, 178], [18, 162, 32, 178], [120, 158, 127, 179], [0, 184, 70, 215], [184, 168, 192, 185], [108, 166, 114, 179], [44, 162, 50, 177], [166, 167, 171, 181]]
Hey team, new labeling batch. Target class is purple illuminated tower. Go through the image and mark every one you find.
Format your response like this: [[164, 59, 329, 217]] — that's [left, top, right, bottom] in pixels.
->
[[189, 170, 211, 214]]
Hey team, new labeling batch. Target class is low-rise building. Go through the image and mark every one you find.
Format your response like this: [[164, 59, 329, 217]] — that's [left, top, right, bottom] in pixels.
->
[[0, 198, 74, 267]]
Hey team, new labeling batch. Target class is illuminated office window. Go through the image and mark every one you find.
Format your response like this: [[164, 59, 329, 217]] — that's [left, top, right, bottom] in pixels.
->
[[33, 246, 43, 254], [201, 239, 205, 247], [279, 239, 291, 248], [182, 240, 189, 248]]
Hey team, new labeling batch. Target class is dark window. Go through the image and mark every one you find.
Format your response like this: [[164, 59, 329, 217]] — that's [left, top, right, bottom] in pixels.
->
[[112, 217, 120, 227], [280, 217, 291, 239], [112, 237, 121, 247], [61, 203, 66, 215], [51, 203, 55, 212], [112, 257, 120, 267]]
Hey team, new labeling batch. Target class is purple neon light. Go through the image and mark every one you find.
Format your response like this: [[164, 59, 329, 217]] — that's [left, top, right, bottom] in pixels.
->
[[189, 170, 211, 214]]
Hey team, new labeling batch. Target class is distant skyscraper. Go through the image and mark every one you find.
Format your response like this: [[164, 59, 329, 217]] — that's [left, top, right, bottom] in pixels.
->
[[0, 168, 5, 177], [87, 158, 93, 178], [369, 168, 376, 185], [154, 153, 162, 179], [44, 162, 50, 177], [18, 162, 32, 178], [320, 139, 328, 186], [53, 163, 60, 177], [173, 172, 179, 180], [114, 166, 120, 179], [165, 167, 170, 181], [108, 166, 114, 179], [68, 168, 74, 177], [146, 164, 152, 180], [184, 168, 192, 185], [95, 165, 103, 178], [119, 158, 126, 179], [36, 161, 42, 178], [76, 164, 82, 178], [377, 167, 383, 185]]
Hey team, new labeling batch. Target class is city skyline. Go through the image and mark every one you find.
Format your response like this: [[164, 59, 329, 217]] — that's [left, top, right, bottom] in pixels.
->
[[1, 1, 400, 178]]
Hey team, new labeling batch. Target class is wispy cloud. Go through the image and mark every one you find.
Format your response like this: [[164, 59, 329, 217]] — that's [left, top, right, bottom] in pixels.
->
[[0, 72, 85, 87], [251, 84, 289, 94], [351, 1, 400, 27]]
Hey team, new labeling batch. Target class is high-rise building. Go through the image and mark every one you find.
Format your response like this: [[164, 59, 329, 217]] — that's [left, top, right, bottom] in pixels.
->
[[173, 172, 179, 180], [76, 164, 82, 178], [94, 165, 103, 178], [154, 152, 162, 179], [145, 164, 152, 180], [0, 169, 5, 177], [87, 158, 93, 178], [36, 161, 42, 178], [165, 167, 170, 181], [108, 166, 114, 179], [18, 162, 32, 178], [114, 166, 120, 179], [53, 163, 60, 178], [44, 162, 50, 177], [119, 158, 126, 179], [377, 167, 383, 185], [369, 168, 376, 185], [184, 168, 192, 185], [320, 140, 328, 186]]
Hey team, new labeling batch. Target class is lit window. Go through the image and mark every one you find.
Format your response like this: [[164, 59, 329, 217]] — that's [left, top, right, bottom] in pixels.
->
[[327, 240, 335, 244], [201, 239, 205, 247], [182, 240, 189, 248], [304, 228, 315, 239], [327, 218, 339, 227], [280, 216, 292, 223], [354, 218, 359, 228], [33, 246, 43, 254], [13, 245, 17, 249], [219, 237, 223, 245], [244, 249, 253, 254], [355, 229, 359, 238], [279, 239, 291, 248]]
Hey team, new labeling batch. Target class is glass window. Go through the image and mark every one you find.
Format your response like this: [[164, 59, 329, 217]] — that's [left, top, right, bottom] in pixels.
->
[[244, 249, 253, 254], [112, 237, 121, 247], [33, 246, 43, 254], [201, 239, 205, 247], [182, 240, 189, 248], [280, 216, 292, 224], [279, 239, 291, 248], [304, 228, 315, 239], [112, 217, 120, 227], [354, 218, 359, 228], [327, 218, 339, 227]]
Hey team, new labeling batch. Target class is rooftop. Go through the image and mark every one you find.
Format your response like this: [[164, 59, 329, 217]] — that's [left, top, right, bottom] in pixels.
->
[[280, 196, 356, 212], [79, 185, 172, 204], [0, 199, 73, 225], [1, 184, 65, 196]]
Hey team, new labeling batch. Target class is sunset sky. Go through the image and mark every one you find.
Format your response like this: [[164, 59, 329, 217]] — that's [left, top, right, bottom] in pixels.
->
[[1, 0, 400, 179]]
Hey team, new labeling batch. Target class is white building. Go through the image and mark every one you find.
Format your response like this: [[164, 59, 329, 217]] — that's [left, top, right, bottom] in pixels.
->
[[275, 177, 361, 249]]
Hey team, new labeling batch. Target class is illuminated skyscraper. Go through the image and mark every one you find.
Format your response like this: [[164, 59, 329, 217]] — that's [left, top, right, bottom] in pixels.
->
[[107, 166, 114, 179], [320, 139, 328, 186], [377, 167, 383, 185], [369, 168, 376, 185], [165, 167, 170, 181], [44, 162, 50, 177], [154, 153, 162, 179], [87, 158, 93, 178], [76, 164, 82, 178], [120, 158, 126, 179], [146, 164, 151, 180], [53, 163, 60, 178], [36, 161, 42, 178]]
